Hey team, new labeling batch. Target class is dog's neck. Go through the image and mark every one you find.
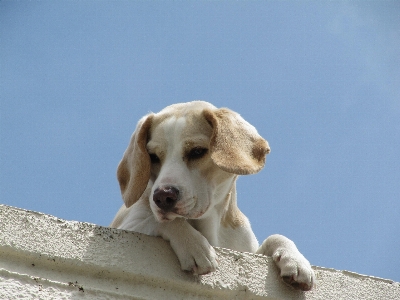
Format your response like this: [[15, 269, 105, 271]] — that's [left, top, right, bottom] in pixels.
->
[[188, 176, 244, 247]]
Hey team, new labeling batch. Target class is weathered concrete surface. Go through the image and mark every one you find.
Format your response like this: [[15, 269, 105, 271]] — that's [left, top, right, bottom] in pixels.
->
[[0, 205, 399, 299]]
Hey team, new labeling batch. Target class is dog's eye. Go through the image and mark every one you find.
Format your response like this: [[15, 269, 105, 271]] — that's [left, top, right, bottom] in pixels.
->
[[188, 147, 208, 160], [149, 153, 160, 164]]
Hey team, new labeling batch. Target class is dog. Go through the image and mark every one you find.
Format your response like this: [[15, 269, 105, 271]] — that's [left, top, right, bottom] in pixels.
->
[[111, 101, 315, 291]]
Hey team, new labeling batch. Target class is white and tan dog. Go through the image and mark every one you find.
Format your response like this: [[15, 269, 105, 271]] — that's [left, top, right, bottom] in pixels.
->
[[111, 101, 315, 291]]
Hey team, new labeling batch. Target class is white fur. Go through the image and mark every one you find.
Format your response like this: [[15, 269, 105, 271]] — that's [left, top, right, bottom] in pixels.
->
[[111, 101, 315, 290]]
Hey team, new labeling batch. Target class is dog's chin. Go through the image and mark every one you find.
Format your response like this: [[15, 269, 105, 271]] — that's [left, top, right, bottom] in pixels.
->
[[154, 210, 206, 222], [155, 212, 180, 222]]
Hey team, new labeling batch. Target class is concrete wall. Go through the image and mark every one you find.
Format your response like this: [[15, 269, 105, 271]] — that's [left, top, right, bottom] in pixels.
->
[[0, 204, 399, 299]]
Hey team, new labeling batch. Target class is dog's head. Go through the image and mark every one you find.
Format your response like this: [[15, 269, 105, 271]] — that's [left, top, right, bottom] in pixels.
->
[[117, 101, 270, 222]]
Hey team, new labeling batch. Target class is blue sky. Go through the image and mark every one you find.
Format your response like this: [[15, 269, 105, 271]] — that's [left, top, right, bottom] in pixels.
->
[[1, 1, 399, 282]]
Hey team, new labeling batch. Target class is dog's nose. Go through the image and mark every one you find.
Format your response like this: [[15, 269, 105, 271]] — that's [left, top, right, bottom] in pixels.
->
[[153, 186, 179, 212]]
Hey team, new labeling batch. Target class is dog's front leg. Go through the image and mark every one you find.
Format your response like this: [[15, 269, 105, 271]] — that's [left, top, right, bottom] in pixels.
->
[[158, 217, 218, 275], [257, 234, 315, 291]]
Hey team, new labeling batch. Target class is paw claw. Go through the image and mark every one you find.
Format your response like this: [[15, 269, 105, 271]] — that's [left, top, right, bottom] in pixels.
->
[[283, 274, 314, 291], [282, 275, 312, 291]]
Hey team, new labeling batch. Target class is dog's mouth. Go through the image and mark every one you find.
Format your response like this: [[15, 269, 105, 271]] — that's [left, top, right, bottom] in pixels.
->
[[156, 208, 207, 222], [152, 194, 210, 222], [158, 211, 180, 222]]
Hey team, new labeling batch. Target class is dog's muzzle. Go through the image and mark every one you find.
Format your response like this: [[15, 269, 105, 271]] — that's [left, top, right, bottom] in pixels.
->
[[153, 186, 180, 212]]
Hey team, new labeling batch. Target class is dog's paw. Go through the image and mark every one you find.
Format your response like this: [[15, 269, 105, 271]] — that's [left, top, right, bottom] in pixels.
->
[[181, 243, 218, 275], [257, 235, 315, 291], [272, 248, 315, 291], [170, 233, 218, 275]]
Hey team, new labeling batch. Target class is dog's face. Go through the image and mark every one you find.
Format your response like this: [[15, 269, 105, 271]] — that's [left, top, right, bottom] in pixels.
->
[[147, 110, 233, 222], [117, 101, 270, 223]]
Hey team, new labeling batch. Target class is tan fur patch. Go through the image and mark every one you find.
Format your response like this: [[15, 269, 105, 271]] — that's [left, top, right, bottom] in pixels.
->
[[221, 181, 247, 228], [203, 108, 270, 175], [117, 115, 153, 207]]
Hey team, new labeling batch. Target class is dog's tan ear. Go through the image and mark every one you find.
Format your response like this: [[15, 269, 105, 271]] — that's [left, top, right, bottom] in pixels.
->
[[117, 115, 153, 207], [203, 108, 270, 175]]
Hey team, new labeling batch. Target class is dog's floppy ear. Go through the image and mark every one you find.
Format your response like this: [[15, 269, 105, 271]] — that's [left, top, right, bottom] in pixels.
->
[[117, 115, 153, 207], [203, 108, 270, 175]]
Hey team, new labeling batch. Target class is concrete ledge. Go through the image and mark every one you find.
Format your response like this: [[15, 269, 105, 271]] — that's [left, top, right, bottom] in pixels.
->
[[0, 205, 399, 299]]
